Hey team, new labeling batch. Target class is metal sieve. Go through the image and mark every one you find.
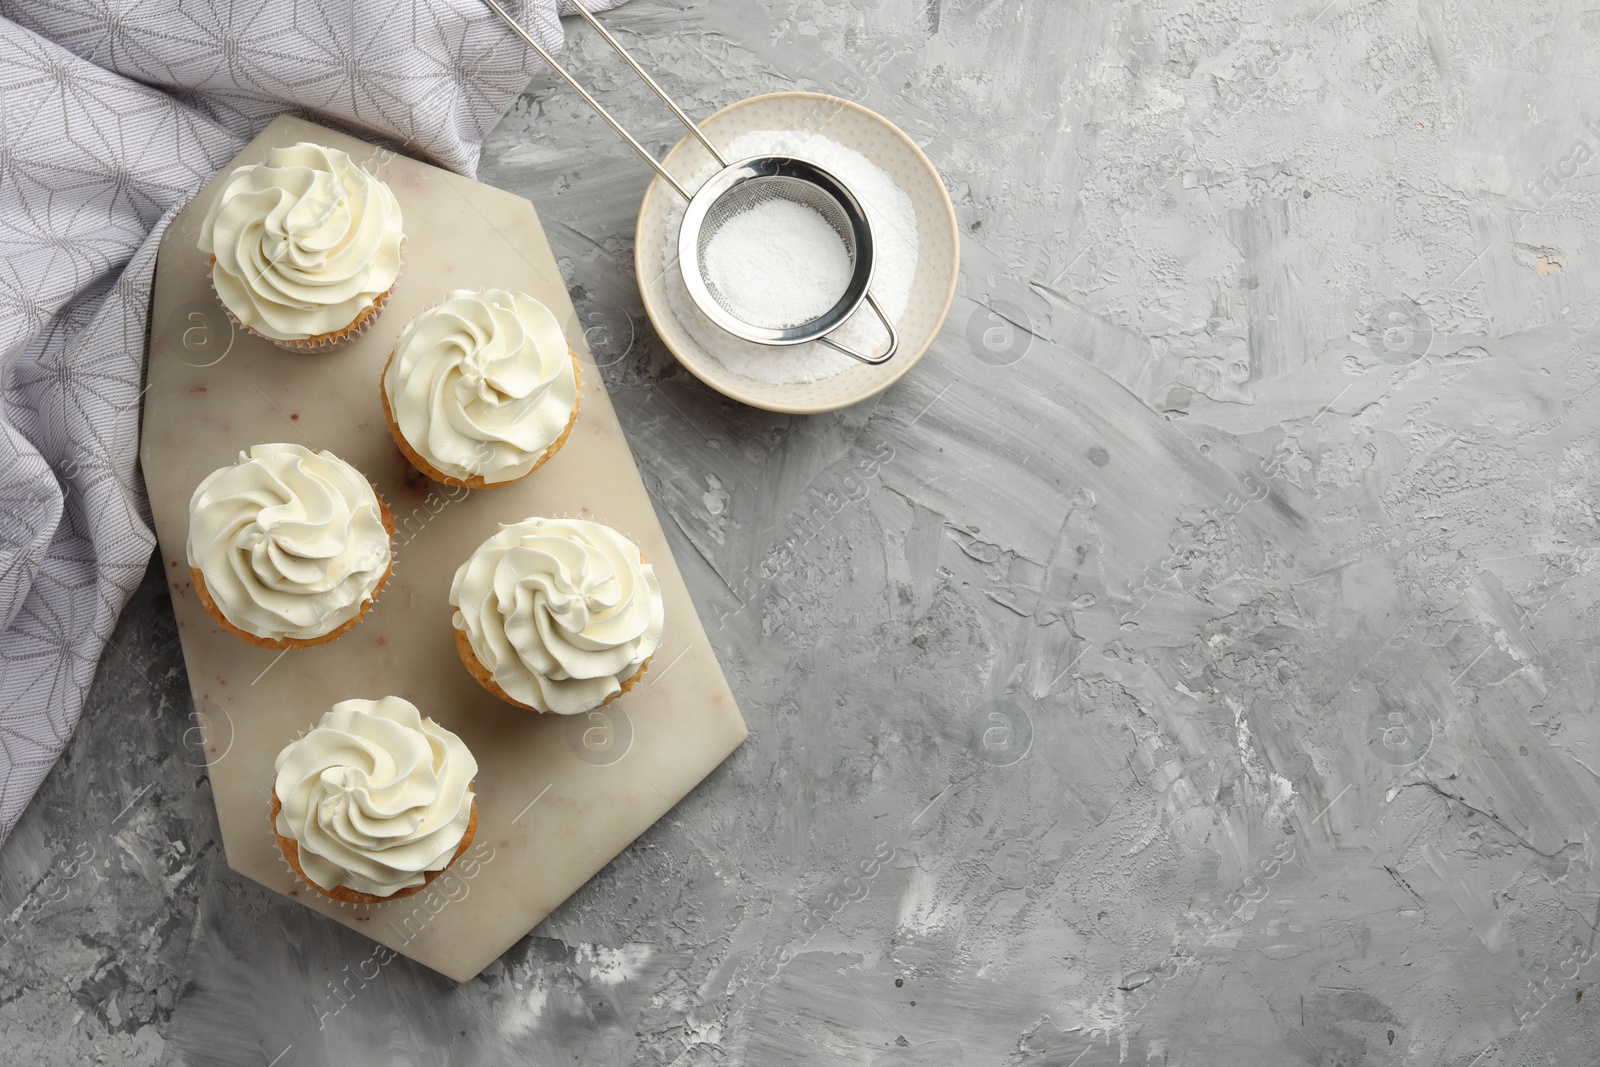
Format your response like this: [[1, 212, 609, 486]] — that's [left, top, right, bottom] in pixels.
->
[[482, 0, 898, 365]]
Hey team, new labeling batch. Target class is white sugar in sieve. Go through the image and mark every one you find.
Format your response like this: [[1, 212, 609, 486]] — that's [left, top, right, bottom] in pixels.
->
[[482, 0, 898, 366]]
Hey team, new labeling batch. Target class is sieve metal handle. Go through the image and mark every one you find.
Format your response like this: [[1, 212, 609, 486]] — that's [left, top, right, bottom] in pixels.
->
[[819, 292, 899, 365], [481, 0, 726, 202]]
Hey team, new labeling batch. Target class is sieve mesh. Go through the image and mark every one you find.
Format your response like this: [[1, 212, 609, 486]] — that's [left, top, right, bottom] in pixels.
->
[[695, 175, 859, 325]]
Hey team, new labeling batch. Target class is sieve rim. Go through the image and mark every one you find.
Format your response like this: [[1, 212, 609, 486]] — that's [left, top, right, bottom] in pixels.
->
[[677, 155, 877, 346]]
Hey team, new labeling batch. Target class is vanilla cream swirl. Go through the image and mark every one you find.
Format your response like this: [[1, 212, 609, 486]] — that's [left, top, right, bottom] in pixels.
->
[[273, 696, 477, 897], [199, 142, 403, 341], [187, 443, 391, 641], [385, 289, 577, 484], [451, 517, 664, 714]]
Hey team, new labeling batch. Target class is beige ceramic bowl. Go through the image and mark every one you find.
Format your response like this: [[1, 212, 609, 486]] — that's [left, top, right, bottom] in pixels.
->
[[634, 92, 960, 414]]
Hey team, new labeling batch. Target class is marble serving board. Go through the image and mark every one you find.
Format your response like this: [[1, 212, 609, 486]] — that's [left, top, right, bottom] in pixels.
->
[[140, 116, 748, 982]]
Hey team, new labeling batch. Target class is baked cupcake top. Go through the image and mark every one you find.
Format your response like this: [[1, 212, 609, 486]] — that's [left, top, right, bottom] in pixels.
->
[[187, 443, 390, 642], [273, 696, 477, 898], [450, 517, 664, 714], [198, 141, 403, 342], [384, 289, 578, 485]]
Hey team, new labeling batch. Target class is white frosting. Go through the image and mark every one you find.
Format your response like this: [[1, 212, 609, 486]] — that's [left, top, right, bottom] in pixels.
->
[[450, 517, 664, 714], [384, 289, 577, 484], [273, 696, 477, 897], [187, 443, 390, 642], [199, 141, 403, 341]]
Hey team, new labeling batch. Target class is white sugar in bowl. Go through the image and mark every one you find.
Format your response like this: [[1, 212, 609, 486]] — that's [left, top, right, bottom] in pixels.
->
[[635, 92, 960, 414]]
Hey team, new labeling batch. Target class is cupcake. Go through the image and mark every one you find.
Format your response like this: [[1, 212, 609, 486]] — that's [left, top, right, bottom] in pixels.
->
[[187, 443, 393, 649], [380, 289, 580, 488], [450, 517, 664, 714], [271, 696, 478, 905], [198, 141, 403, 351]]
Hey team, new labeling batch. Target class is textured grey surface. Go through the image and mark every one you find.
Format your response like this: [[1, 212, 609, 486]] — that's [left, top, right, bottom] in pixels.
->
[[4, 0, 1600, 1063]]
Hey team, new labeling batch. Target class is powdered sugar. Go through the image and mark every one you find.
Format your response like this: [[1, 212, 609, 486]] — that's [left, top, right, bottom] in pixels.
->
[[663, 129, 920, 385], [702, 198, 852, 329]]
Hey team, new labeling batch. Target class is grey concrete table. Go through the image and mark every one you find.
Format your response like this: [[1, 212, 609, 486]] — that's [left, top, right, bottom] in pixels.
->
[[4, 1, 1598, 1064]]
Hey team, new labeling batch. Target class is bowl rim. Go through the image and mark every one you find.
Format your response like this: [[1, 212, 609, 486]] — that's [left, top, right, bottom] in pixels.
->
[[633, 90, 961, 415]]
